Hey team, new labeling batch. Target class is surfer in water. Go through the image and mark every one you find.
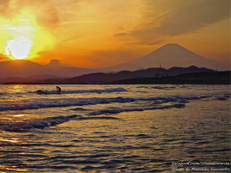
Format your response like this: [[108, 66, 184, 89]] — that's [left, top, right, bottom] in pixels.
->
[[56, 86, 61, 94]]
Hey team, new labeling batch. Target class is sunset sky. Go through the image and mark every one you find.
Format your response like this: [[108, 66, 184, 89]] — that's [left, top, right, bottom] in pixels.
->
[[0, 0, 230, 68]]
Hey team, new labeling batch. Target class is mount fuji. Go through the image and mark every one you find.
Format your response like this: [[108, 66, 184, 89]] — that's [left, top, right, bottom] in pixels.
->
[[104, 44, 229, 71]]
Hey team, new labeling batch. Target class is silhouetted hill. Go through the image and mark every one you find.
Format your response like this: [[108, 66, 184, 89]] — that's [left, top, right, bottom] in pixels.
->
[[44, 59, 95, 77], [60, 65, 214, 84], [103, 44, 229, 71], [0, 59, 95, 82], [114, 71, 230, 84], [0, 60, 50, 78], [1, 75, 63, 84], [4, 65, 215, 84]]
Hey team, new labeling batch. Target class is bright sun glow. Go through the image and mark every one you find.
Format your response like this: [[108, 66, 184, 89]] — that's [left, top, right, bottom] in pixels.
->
[[0, 9, 54, 60]]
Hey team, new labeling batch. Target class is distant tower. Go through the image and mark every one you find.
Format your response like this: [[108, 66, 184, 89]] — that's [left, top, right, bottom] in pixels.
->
[[160, 64, 162, 68]]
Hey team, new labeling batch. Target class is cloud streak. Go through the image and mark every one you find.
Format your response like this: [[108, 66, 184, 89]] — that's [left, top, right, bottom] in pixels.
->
[[120, 0, 230, 45], [154, 0, 230, 36]]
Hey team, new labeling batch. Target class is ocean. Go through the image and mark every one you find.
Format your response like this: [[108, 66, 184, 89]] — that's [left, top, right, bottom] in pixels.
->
[[0, 84, 230, 172]]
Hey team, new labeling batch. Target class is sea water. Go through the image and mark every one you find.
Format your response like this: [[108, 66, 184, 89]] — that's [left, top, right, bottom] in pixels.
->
[[0, 84, 230, 172]]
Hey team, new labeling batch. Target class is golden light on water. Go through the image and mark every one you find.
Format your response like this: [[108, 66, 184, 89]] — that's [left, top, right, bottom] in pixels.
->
[[0, 9, 54, 60], [11, 84, 24, 93]]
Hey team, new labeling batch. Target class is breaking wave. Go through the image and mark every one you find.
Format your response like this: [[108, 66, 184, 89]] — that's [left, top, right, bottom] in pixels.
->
[[34, 88, 127, 95], [151, 86, 176, 90], [0, 97, 135, 111], [89, 103, 186, 116], [0, 115, 77, 132], [0, 94, 208, 112], [0, 115, 120, 132]]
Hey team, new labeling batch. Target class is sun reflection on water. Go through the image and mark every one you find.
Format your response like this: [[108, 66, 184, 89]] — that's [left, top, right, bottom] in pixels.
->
[[0, 137, 22, 143], [12, 85, 24, 93], [13, 114, 25, 117], [6, 85, 25, 94]]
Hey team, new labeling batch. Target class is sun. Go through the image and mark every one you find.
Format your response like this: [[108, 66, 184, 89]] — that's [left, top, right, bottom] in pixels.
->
[[5, 36, 33, 60]]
